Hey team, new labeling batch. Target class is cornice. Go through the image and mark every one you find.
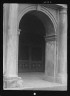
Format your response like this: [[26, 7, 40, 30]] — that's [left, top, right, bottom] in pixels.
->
[[56, 4, 67, 9]]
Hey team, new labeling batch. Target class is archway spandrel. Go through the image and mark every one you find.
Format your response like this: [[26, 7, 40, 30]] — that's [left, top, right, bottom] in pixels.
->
[[17, 4, 57, 33]]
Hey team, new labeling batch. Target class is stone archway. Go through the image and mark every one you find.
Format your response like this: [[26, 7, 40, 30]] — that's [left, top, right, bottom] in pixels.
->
[[18, 9, 56, 82], [3, 4, 67, 89], [17, 4, 57, 81], [4, 4, 57, 85], [17, 5, 57, 32]]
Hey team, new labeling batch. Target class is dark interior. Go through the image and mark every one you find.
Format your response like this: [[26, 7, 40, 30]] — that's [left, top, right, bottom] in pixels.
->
[[18, 11, 46, 73]]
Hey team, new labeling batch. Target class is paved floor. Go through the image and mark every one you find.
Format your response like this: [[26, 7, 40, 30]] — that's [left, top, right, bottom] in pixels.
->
[[4, 73, 67, 90], [18, 73, 67, 90]]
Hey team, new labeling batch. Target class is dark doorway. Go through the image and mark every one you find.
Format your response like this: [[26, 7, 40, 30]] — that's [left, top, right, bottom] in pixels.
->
[[18, 11, 46, 73]]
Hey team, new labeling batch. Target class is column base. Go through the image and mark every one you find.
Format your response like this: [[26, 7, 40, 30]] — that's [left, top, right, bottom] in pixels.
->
[[3, 75, 24, 89], [42, 73, 55, 82], [55, 73, 67, 85]]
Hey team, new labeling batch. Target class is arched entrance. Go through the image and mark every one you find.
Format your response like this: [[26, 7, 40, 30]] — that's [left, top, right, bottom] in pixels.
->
[[18, 10, 56, 78], [17, 5, 57, 80]]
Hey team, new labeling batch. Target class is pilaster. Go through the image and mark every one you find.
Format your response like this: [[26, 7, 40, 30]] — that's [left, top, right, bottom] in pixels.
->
[[56, 8, 67, 84]]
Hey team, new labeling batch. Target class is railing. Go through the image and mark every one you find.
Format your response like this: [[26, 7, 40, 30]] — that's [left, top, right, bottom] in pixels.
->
[[18, 60, 44, 72]]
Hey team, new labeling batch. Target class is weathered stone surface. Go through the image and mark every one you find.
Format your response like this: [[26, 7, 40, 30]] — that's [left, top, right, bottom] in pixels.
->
[[3, 77, 24, 88]]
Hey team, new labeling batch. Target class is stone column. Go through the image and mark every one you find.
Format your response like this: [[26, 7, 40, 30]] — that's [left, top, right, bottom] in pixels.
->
[[58, 8, 67, 84], [6, 4, 19, 78], [3, 4, 8, 75], [3, 4, 24, 89]]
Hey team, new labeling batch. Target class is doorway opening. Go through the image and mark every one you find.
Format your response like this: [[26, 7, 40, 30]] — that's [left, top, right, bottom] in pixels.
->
[[18, 10, 46, 73]]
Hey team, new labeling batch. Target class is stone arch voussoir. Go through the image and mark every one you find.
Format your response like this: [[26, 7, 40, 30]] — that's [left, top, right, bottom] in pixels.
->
[[17, 5, 57, 33]]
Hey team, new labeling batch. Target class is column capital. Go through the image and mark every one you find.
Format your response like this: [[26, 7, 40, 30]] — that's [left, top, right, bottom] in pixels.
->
[[44, 35, 57, 42]]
